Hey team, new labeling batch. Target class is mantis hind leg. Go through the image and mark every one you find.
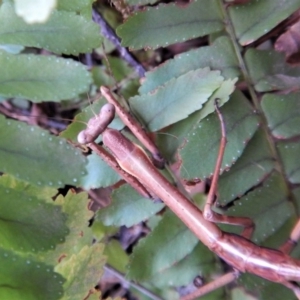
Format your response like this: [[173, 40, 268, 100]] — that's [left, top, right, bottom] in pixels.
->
[[280, 219, 300, 254], [201, 103, 300, 300], [282, 281, 300, 300], [180, 271, 239, 300], [202, 101, 254, 239]]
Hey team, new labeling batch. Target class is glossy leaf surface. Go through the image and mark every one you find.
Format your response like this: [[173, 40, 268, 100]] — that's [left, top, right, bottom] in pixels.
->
[[0, 115, 87, 188], [261, 93, 300, 139], [128, 210, 200, 281], [0, 51, 92, 101], [0, 248, 65, 300], [139, 36, 240, 95], [117, 0, 223, 50], [229, 0, 300, 45], [96, 185, 164, 227], [180, 91, 259, 179], [0, 175, 68, 252], [0, 2, 100, 54], [130, 68, 234, 131], [245, 49, 300, 92]]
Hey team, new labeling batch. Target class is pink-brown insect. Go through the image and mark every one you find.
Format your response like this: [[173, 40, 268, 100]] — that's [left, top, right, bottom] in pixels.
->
[[78, 86, 300, 300]]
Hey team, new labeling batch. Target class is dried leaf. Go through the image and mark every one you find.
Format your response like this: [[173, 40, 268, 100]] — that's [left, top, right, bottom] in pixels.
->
[[275, 18, 300, 63]]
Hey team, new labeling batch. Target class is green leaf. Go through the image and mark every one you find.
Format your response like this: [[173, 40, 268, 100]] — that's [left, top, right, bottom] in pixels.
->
[[139, 36, 240, 95], [56, 244, 105, 300], [155, 110, 200, 161], [150, 242, 218, 289], [180, 91, 259, 179], [104, 240, 129, 273], [127, 210, 199, 281], [0, 175, 68, 253], [84, 290, 102, 300], [154, 84, 235, 163], [57, 0, 93, 14], [104, 56, 136, 81], [231, 287, 256, 300], [0, 51, 92, 101], [96, 185, 164, 227], [245, 49, 300, 92], [91, 56, 139, 99], [226, 172, 293, 245], [91, 221, 118, 242], [0, 2, 101, 54], [0, 173, 57, 199], [229, 0, 300, 46], [130, 68, 230, 131], [14, 0, 56, 23], [199, 77, 237, 120], [277, 141, 300, 184], [117, 0, 223, 50], [261, 93, 300, 139], [44, 191, 94, 263], [91, 66, 116, 88], [218, 129, 274, 205], [81, 153, 121, 189], [0, 248, 65, 300], [0, 115, 87, 188], [239, 273, 296, 300]]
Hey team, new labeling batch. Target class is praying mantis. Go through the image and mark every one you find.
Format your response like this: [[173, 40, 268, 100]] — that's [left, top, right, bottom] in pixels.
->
[[78, 86, 300, 300]]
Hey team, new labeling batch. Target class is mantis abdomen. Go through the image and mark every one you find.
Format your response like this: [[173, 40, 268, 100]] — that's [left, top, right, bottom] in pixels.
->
[[103, 127, 300, 290]]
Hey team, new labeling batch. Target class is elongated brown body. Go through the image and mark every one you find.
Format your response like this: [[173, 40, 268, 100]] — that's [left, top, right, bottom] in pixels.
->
[[103, 128, 300, 287]]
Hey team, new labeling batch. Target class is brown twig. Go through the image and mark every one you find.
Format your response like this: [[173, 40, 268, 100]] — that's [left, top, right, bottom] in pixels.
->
[[92, 7, 146, 78]]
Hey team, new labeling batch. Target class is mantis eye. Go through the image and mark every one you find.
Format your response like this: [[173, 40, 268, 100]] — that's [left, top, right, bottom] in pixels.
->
[[77, 130, 88, 144], [101, 103, 115, 116]]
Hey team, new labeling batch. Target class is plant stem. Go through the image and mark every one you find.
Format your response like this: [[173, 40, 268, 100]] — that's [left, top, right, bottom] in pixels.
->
[[104, 265, 163, 300], [92, 8, 146, 77], [220, 2, 295, 206]]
